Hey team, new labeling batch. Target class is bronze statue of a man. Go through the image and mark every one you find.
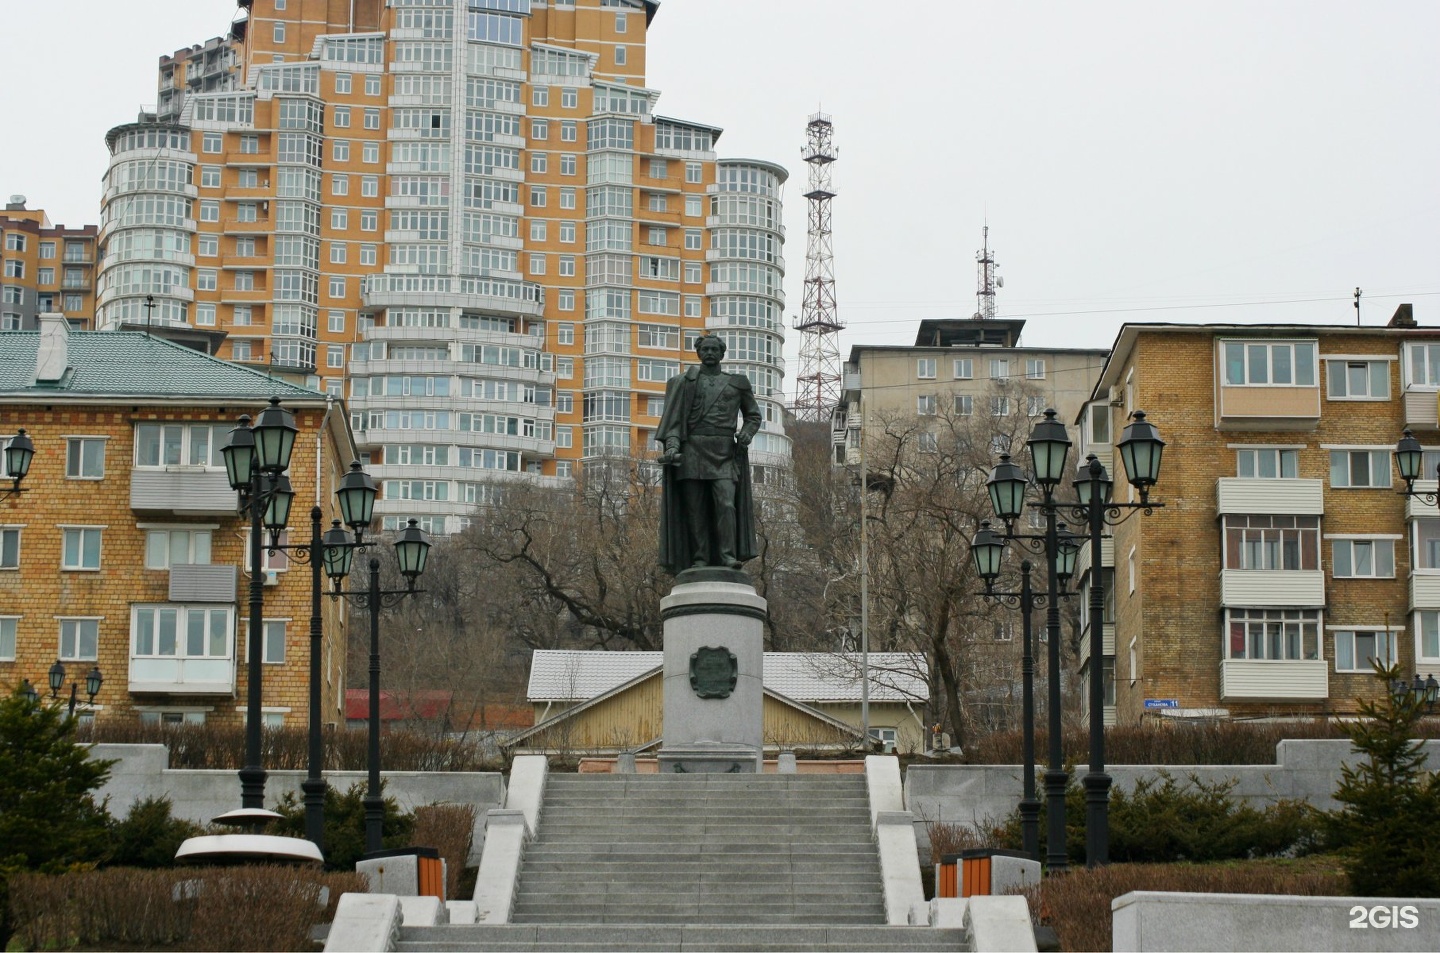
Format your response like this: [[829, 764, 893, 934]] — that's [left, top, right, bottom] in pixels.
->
[[655, 334, 763, 574]]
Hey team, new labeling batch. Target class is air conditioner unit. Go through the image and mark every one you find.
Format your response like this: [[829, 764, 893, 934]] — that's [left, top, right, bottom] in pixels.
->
[[262, 569, 280, 587], [1108, 386, 1124, 407]]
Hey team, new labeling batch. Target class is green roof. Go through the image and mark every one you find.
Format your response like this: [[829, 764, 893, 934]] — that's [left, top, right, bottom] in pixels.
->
[[0, 331, 324, 401]]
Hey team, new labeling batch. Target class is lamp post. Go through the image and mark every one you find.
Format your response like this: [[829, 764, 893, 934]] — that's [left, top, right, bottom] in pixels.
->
[[324, 516, 430, 855], [1389, 431, 1440, 719], [2, 428, 36, 502], [1065, 410, 1166, 867], [220, 397, 299, 812], [972, 522, 1078, 862], [979, 430, 1081, 870], [46, 661, 103, 719]]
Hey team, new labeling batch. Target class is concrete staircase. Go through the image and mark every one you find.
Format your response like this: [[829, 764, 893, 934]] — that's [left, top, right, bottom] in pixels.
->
[[393, 772, 968, 952]]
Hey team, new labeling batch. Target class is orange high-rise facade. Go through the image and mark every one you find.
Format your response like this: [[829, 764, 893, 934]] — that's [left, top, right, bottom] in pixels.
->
[[98, 0, 789, 535], [1, 198, 98, 331]]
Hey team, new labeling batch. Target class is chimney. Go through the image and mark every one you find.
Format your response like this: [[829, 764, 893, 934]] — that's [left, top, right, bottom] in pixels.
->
[[1388, 303, 1416, 328], [35, 313, 70, 383]]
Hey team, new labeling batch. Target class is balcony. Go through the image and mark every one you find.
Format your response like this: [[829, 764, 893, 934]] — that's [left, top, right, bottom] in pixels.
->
[[1220, 569, 1325, 607], [131, 468, 236, 515], [1216, 478, 1325, 516], [1412, 572, 1440, 610], [220, 217, 271, 234], [1402, 387, 1440, 431], [1219, 659, 1328, 700], [129, 655, 235, 695], [1077, 622, 1116, 662]]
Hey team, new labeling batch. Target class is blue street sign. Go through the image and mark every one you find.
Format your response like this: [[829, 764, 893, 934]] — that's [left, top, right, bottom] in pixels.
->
[[1144, 698, 1179, 709]]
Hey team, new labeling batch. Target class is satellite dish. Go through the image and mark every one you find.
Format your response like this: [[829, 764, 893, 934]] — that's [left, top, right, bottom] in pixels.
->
[[996, 276, 1004, 288]]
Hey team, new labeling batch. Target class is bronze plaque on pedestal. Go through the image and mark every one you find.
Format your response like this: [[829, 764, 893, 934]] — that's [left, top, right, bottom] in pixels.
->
[[689, 646, 738, 698]]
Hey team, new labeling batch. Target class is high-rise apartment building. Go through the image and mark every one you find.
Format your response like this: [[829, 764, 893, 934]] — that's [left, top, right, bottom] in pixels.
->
[[1, 198, 98, 331], [97, 0, 789, 536]]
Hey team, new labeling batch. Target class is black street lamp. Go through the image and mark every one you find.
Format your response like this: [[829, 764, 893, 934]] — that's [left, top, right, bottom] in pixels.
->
[[19, 679, 39, 705], [45, 660, 102, 719], [220, 398, 298, 813], [972, 520, 1077, 862], [1064, 410, 1165, 868], [2, 428, 36, 502], [979, 425, 1082, 871], [326, 517, 430, 855], [1390, 431, 1440, 719]]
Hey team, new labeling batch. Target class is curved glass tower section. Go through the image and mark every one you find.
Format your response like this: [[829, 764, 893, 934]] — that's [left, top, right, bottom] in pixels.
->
[[96, 123, 197, 329], [708, 159, 791, 479]]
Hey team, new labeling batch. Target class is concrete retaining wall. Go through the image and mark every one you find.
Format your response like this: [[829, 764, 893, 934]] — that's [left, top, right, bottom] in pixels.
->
[[1112, 891, 1440, 952], [89, 744, 506, 865], [904, 739, 1440, 832]]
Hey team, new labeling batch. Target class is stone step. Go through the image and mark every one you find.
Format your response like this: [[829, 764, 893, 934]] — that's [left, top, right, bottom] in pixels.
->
[[397, 925, 964, 952]]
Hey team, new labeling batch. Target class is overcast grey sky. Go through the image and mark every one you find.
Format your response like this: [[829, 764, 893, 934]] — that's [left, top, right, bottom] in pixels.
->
[[3, 1, 1437, 386]]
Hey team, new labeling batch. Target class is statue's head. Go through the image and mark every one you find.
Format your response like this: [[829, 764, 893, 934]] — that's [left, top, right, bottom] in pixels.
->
[[695, 335, 726, 360]]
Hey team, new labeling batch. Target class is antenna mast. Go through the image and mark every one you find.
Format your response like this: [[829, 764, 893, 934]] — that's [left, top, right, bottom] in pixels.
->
[[792, 112, 843, 423], [973, 225, 999, 320]]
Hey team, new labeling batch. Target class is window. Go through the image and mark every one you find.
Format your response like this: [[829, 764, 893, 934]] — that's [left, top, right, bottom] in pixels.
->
[[60, 618, 100, 661], [328, 310, 346, 333], [684, 295, 700, 317], [615, 45, 627, 65], [364, 108, 380, 129], [1128, 547, 1136, 594], [200, 166, 221, 188], [0, 616, 14, 660], [1329, 449, 1391, 488], [531, 186, 547, 207], [363, 141, 380, 163], [556, 357, 574, 378], [991, 396, 1011, 416], [557, 323, 575, 346], [954, 395, 973, 416], [135, 423, 225, 468], [556, 392, 574, 414], [240, 135, 259, 154], [1025, 358, 1046, 380], [144, 528, 213, 569], [1414, 519, 1440, 570], [133, 605, 230, 661], [684, 229, 702, 250], [561, 121, 577, 143], [559, 221, 576, 243], [329, 276, 347, 298], [562, 87, 578, 109], [203, 133, 222, 153], [531, 119, 548, 140], [684, 262, 701, 284], [686, 162, 703, 184], [916, 358, 936, 379], [529, 220, 547, 242], [198, 235, 219, 257], [366, 74, 381, 96], [0, 526, 19, 569], [917, 395, 937, 416], [1026, 396, 1046, 417], [331, 209, 348, 230], [1334, 629, 1397, 673], [1226, 609, 1320, 661], [531, 152, 548, 174], [233, 271, 254, 292], [61, 528, 102, 570], [559, 255, 576, 277], [529, 254, 546, 275], [1417, 611, 1440, 664], [559, 187, 576, 209], [649, 158, 666, 179], [264, 620, 286, 664], [533, 86, 550, 107], [1222, 340, 1317, 386], [39, 241, 55, 259], [360, 244, 377, 265], [1326, 359, 1390, 400], [2, 260, 21, 279], [330, 242, 348, 264], [334, 71, 351, 94], [647, 226, 667, 246], [1237, 447, 1299, 479], [2, 234, 22, 253], [558, 289, 575, 311], [327, 345, 345, 368], [954, 358, 973, 380], [918, 432, 938, 453], [361, 210, 377, 231], [1222, 515, 1319, 571], [66, 438, 104, 478], [334, 106, 351, 128], [333, 139, 350, 161], [200, 200, 220, 222], [989, 358, 1010, 380], [685, 195, 702, 217], [331, 174, 350, 197], [1331, 538, 1396, 579], [273, 21, 286, 42], [560, 153, 577, 175]]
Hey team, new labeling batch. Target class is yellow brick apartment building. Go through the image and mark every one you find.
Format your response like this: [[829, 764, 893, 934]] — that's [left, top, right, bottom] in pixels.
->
[[1, 317, 353, 727], [1087, 306, 1440, 722]]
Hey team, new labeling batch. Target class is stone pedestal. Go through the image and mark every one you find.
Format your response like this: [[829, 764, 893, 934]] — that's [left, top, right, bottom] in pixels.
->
[[658, 570, 766, 773]]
